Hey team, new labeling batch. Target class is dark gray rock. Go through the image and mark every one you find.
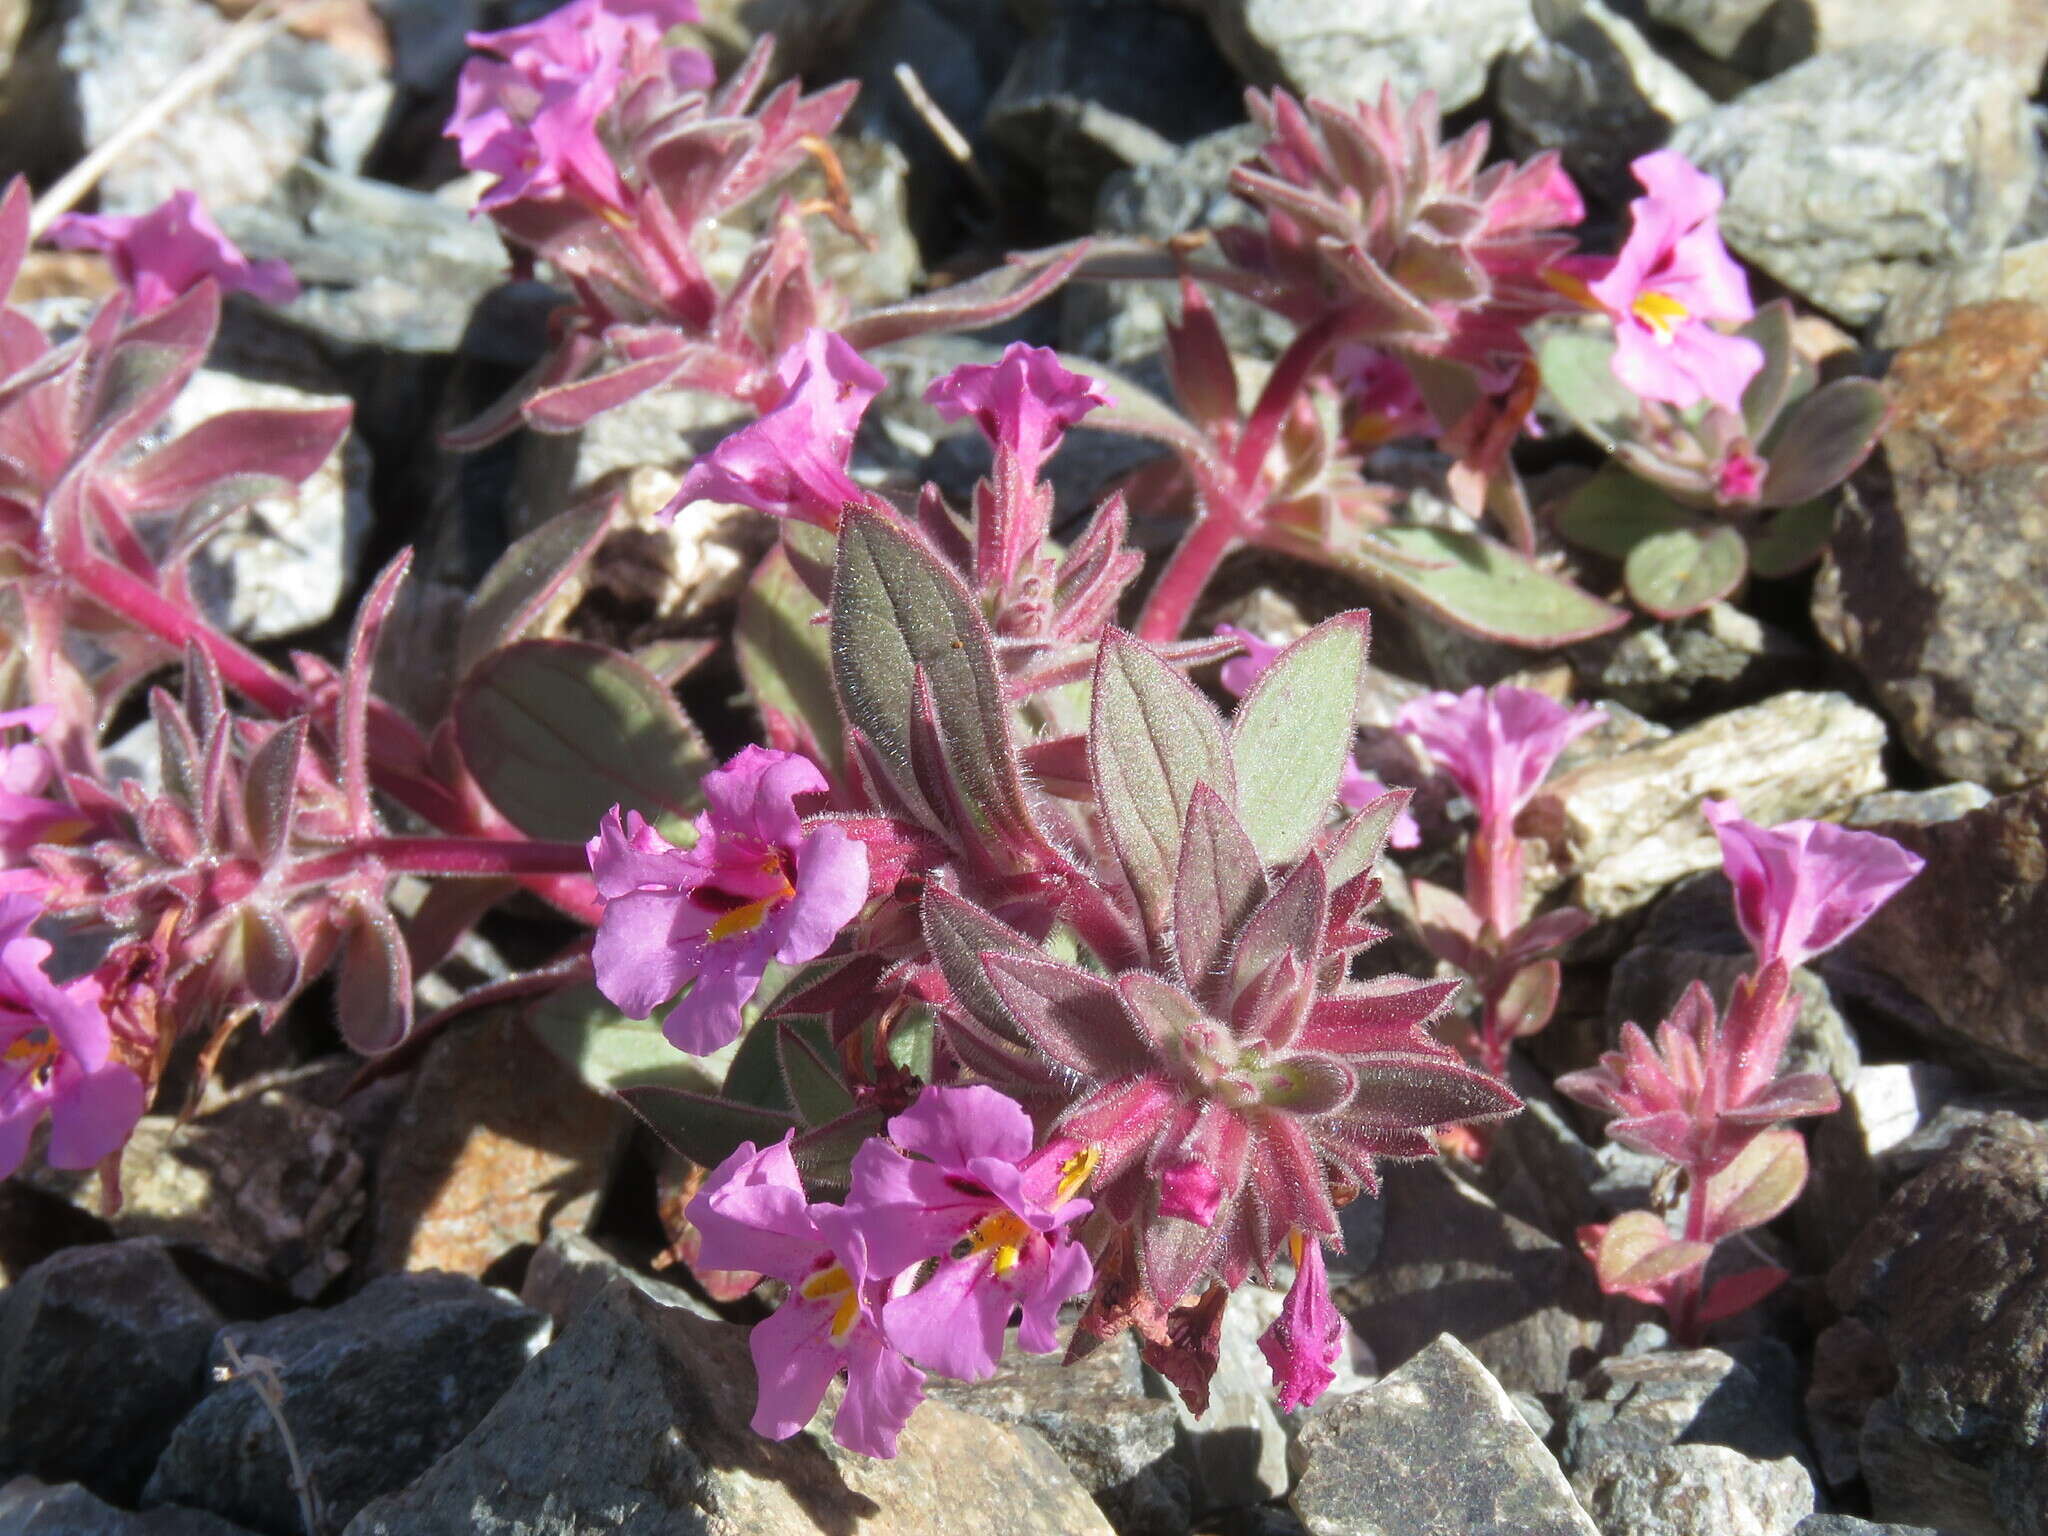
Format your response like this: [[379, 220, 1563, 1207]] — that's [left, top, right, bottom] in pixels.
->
[[1290, 1333, 1600, 1535], [0, 1241, 222, 1505], [518, 1231, 717, 1332], [343, 1279, 1115, 1534], [0, 1478, 253, 1535], [1560, 1346, 1817, 1535], [144, 1274, 549, 1536], [1639, 0, 1779, 62], [1814, 303, 2048, 793], [1832, 1117, 2048, 1536], [1798, 1518, 1966, 1536], [1669, 46, 2037, 325], [1858, 1397, 2008, 1536], [1569, 604, 1818, 719]]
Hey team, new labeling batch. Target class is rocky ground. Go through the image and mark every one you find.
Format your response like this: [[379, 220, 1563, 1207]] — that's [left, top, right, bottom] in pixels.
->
[[4, 0, 2048, 1533]]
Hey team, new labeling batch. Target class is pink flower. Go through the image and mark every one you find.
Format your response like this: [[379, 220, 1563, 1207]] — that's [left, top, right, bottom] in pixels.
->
[[1583, 150, 1762, 416], [588, 746, 868, 1055], [666, 330, 887, 529], [1258, 1233, 1345, 1413], [1397, 685, 1603, 835], [1, 707, 84, 887], [1333, 346, 1438, 447], [1700, 798, 1924, 973], [844, 1086, 1094, 1381], [1214, 627, 1420, 848], [926, 343, 1108, 480], [688, 1133, 926, 1457], [46, 192, 298, 315], [0, 893, 146, 1180]]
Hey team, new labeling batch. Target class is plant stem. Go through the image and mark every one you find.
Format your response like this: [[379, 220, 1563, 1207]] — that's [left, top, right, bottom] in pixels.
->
[[293, 837, 593, 882], [1133, 499, 1244, 642], [1671, 1165, 1713, 1347]]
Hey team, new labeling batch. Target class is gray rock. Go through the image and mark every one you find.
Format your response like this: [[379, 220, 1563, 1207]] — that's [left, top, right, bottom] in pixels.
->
[[1805, 1316, 1895, 1494], [47, 0, 391, 214], [0, 1478, 253, 1535], [1524, 691, 1888, 920], [1669, 46, 2037, 325], [1142, 1283, 1293, 1512], [1290, 1333, 1600, 1536], [1803, 1064, 1963, 1268], [1497, 0, 1714, 207], [144, 1274, 550, 1536], [0, 1241, 223, 1504], [1832, 1117, 2048, 1536], [1874, 240, 2048, 349], [343, 1278, 1116, 1534], [1188, 0, 1537, 113], [1570, 604, 1817, 719], [1639, 0, 1780, 61], [1797, 1518, 1968, 1536], [1762, 0, 2048, 90], [518, 1231, 718, 1332], [1330, 1160, 1619, 1399], [1849, 785, 1996, 828], [1815, 302, 2048, 792], [1561, 1347, 1817, 1536], [934, 1331, 1191, 1536]]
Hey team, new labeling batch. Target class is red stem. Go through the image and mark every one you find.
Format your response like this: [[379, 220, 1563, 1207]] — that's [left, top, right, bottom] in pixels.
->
[[1670, 1162, 1713, 1346], [292, 836, 593, 882], [1134, 500, 1246, 643], [1231, 313, 1346, 485]]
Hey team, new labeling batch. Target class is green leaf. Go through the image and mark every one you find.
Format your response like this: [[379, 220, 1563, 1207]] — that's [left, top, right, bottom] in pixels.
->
[[1622, 523, 1747, 619], [1174, 784, 1267, 1008], [885, 1005, 936, 1080], [456, 500, 613, 676], [528, 981, 731, 1095], [830, 511, 1034, 846], [1535, 327, 1641, 448], [1737, 299, 1802, 439], [1759, 379, 1887, 508], [790, 1108, 889, 1196], [1746, 499, 1834, 578], [1555, 465, 1696, 560], [618, 1084, 798, 1169], [1228, 612, 1369, 864], [1089, 630, 1234, 938], [921, 885, 1037, 1046], [777, 1020, 855, 1126], [454, 638, 710, 841], [1341, 526, 1628, 646], [736, 535, 844, 777]]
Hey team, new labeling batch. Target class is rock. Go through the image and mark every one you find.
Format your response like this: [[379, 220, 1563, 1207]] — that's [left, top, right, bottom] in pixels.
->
[[1141, 1284, 1292, 1513], [1849, 785, 1996, 828], [0, 1478, 255, 1535], [1874, 240, 2048, 349], [1806, 1317, 1895, 1493], [1813, 303, 2048, 791], [1763, 0, 2048, 89], [1832, 1117, 2048, 1536], [1560, 1346, 1817, 1536], [163, 369, 371, 642], [1329, 1160, 1619, 1399], [1289, 1333, 1600, 1536], [343, 1278, 1116, 1534], [215, 165, 513, 354], [0, 1183, 114, 1286], [1188, 0, 1537, 114], [1525, 691, 1888, 920], [0, 1241, 223, 1504], [145, 1273, 550, 1536], [23, 1091, 364, 1301], [1496, 0, 1714, 208], [1839, 788, 2048, 1085], [41, 0, 391, 213], [1570, 604, 1817, 718], [1639, 0, 1780, 61], [1797, 1518, 1968, 1536], [518, 1230, 718, 1332], [367, 1013, 629, 1279], [1803, 1064, 1963, 1268], [1669, 47, 2037, 325], [934, 1331, 1192, 1536], [984, 0, 1243, 230]]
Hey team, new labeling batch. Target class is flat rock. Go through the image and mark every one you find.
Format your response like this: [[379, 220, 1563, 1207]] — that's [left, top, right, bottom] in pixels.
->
[[1290, 1333, 1600, 1536], [1831, 1116, 2048, 1536], [0, 1478, 252, 1535], [343, 1278, 1115, 1534], [0, 1241, 222, 1504], [1839, 788, 2048, 1085], [1526, 691, 1887, 919], [145, 1273, 549, 1536], [24, 1090, 364, 1300], [1763, 0, 2048, 89], [1670, 46, 2037, 325], [1187, 0, 1537, 113], [368, 1013, 628, 1279], [1569, 604, 1817, 719], [1813, 302, 2048, 791], [1560, 1347, 1817, 1536], [518, 1230, 718, 1333]]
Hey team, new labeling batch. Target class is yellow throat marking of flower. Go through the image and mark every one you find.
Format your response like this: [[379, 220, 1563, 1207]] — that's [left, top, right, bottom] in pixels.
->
[[965, 1146, 1100, 1280], [707, 856, 798, 943], [799, 1263, 864, 1341], [2, 1027, 58, 1087], [1631, 290, 1690, 343]]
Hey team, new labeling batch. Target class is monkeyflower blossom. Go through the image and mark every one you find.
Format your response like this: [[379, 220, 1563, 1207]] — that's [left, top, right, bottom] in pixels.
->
[[46, 191, 297, 314], [846, 1086, 1095, 1382], [1579, 150, 1762, 416], [688, 1133, 925, 1457], [0, 893, 146, 1180], [1333, 346, 1438, 448], [666, 330, 887, 528], [1, 707, 84, 890], [1700, 799, 1925, 973], [1258, 1233, 1345, 1412], [588, 746, 868, 1055], [1214, 626, 1419, 847], [1398, 685, 1603, 838]]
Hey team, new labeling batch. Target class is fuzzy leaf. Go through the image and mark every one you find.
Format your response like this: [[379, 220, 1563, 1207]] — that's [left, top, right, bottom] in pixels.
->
[[227, 905, 301, 1005], [837, 246, 1083, 350], [1174, 784, 1267, 1009], [1745, 500, 1834, 579], [983, 951, 1151, 1078], [1738, 299, 1803, 439], [1704, 1127, 1808, 1240], [1536, 327, 1641, 448], [921, 884, 1039, 1047], [1230, 856, 1326, 1007], [457, 500, 614, 676], [1555, 465, 1695, 560], [242, 718, 307, 864], [1760, 379, 1886, 508], [1346, 526, 1627, 646], [335, 899, 413, 1054], [737, 532, 843, 775], [1622, 523, 1746, 619], [1697, 1265, 1789, 1324], [1229, 613, 1369, 864], [777, 1020, 856, 1125], [1322, 789, 1411, 889], [1593, 1210, 1712, 1293], [1090, 630, 1234, 939], [620, 1084, 799, 1169], [528, 981, 731, 1097], [1497, 958, 1561, 1040], [115, 405, 350, 517], [454, 639, 710, 842]]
